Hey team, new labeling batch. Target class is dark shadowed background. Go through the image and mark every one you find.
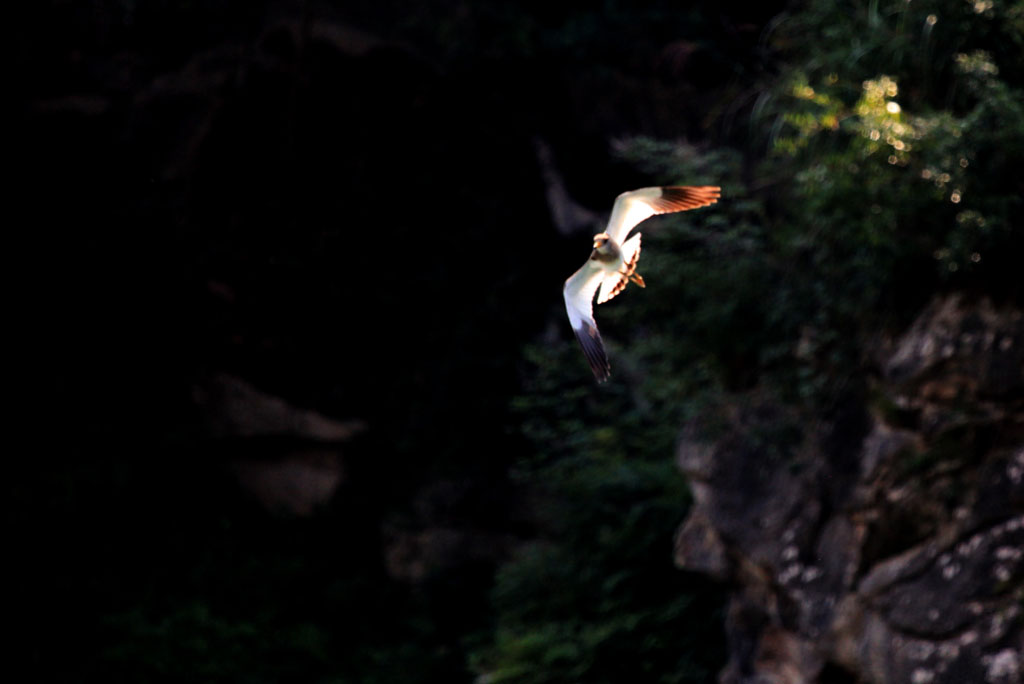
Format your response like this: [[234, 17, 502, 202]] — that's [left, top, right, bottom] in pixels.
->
[[12, 1, 1023, 683]]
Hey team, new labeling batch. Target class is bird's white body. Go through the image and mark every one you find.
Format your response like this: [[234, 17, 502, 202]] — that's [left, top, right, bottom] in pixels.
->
[[562, 186, 721, 382]]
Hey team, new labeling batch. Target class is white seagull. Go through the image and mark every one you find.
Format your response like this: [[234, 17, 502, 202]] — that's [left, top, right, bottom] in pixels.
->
[[563, 186, 721, 382]]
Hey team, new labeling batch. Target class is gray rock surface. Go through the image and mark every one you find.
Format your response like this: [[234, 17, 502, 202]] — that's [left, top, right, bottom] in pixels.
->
[[193, 373, 365, 515], [675, 295, 1024, 683]]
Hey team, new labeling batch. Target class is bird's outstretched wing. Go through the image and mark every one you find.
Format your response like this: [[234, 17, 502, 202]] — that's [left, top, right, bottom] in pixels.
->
[[563, 260, 611, 382], [604, 186, 721, 245]]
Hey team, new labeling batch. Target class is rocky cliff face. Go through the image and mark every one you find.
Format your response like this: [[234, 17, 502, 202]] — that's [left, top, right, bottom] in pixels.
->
[[675, 295, 1023, 684]]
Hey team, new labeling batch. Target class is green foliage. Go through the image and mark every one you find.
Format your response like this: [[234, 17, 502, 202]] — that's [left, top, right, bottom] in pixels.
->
[[486, 3, 1024, 681], [746, 0, 1024, 395], [91, 549, 474, 684], [100, 602, 270, 682], [476, 355, 727, 683], [385, 1, 709, 63], [48, 479, 479, 684]]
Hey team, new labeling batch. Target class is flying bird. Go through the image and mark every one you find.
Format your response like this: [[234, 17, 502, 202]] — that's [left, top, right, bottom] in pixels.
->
[[562, 186, 721, 382]]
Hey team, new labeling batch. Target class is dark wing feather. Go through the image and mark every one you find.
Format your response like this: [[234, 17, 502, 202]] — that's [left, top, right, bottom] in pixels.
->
[[573, 318, 610, 382], [563, 261, 611, 382]]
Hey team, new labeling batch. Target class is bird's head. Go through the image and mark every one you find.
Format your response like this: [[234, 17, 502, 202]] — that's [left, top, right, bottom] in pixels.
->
[[592, 233, 611, 251]]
